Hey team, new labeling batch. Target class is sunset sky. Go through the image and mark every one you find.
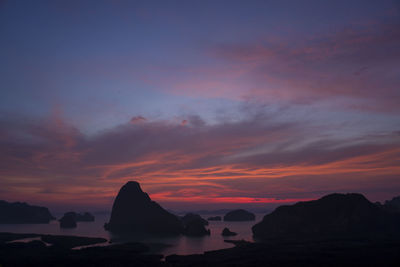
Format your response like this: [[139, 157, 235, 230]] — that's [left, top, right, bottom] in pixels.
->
[[1, 0, 399, 212]]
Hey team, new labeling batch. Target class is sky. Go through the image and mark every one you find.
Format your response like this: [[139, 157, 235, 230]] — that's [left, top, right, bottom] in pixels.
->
[[0, 0, 399, 212]]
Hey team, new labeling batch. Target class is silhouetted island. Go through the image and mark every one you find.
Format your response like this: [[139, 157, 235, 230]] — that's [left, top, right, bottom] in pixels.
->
[[221, 227, 237, 236], [59, 212, 95, 228], [224, 209, 255, 221], [0, 200, 55, 224], [252, 193, 400, 240], [3, 193, 400, 266], [181, 213, 208, 226], [181, 213, 210, 236], [59, 212, 77, 228], [76, 212, 95, 221], [104, 181, 183, 235], [183, 219, 210, 236], [207, 216, 222, 221]]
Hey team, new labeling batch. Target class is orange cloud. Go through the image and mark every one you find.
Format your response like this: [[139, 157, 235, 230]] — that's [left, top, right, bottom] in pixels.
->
[[0, 112, 399, 211]]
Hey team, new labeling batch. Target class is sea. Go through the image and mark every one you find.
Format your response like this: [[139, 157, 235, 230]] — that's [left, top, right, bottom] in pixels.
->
[[0, 213, 266, 256]]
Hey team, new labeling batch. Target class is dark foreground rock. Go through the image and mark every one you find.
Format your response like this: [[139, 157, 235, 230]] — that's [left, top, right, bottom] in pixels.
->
[[252, 193, 400, 240], [0, 200, 55, 224], [0, 234, 163, 267], [207, 216, 222, 221], [166, 238, 400, 267], [223, 239, 251, 246], [41, 234, 107, 249], [0, 232, 40, 243], [104, 181, 183, 235], [221, 227, 237, 236], [383, 195, 400, 213], [223, 209, 255, 221], [2, 232, 400, 266], [59, 212, 77, 228], [0, 232, 107, 248]]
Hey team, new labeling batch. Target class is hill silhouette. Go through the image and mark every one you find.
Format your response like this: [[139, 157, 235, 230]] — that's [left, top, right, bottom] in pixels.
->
[[0, 200, 55, 224], [383, 196, 400, 213], [104, 181, 183, 235], [252, 193, 400, 240]]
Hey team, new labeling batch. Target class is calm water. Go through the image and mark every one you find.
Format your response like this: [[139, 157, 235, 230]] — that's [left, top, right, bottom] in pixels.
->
[[0, 213, 266, 256]]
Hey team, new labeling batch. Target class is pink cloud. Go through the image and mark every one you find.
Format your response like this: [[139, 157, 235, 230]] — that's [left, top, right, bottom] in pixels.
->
[[213, 21, 400, 112], [0, 111, 399, 210], [156, 19, 400, 113]]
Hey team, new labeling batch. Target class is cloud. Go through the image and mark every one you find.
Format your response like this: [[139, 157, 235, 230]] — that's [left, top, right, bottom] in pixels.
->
[[130, 116, 147, 124], [218, 20, 400, 112], [0, 110, 399, 210], [165, 19, 400, 113]]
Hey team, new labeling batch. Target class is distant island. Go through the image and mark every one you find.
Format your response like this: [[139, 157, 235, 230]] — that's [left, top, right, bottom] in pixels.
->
[[59, 212, 77, 228], [59, 212, 95, 228], [181, 213, 210, 236], [224, 209, 255, 221], [0, 200, 55, 224]]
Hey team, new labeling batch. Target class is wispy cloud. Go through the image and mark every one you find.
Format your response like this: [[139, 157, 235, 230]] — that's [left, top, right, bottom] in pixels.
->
[[164, 19, 400, 113], [0, 108, 399, 210]]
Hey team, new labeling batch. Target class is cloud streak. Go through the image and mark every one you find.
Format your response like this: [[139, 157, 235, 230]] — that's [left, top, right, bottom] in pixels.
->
[[0, 109, 399, 210], [165, 19, 400, 113]]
